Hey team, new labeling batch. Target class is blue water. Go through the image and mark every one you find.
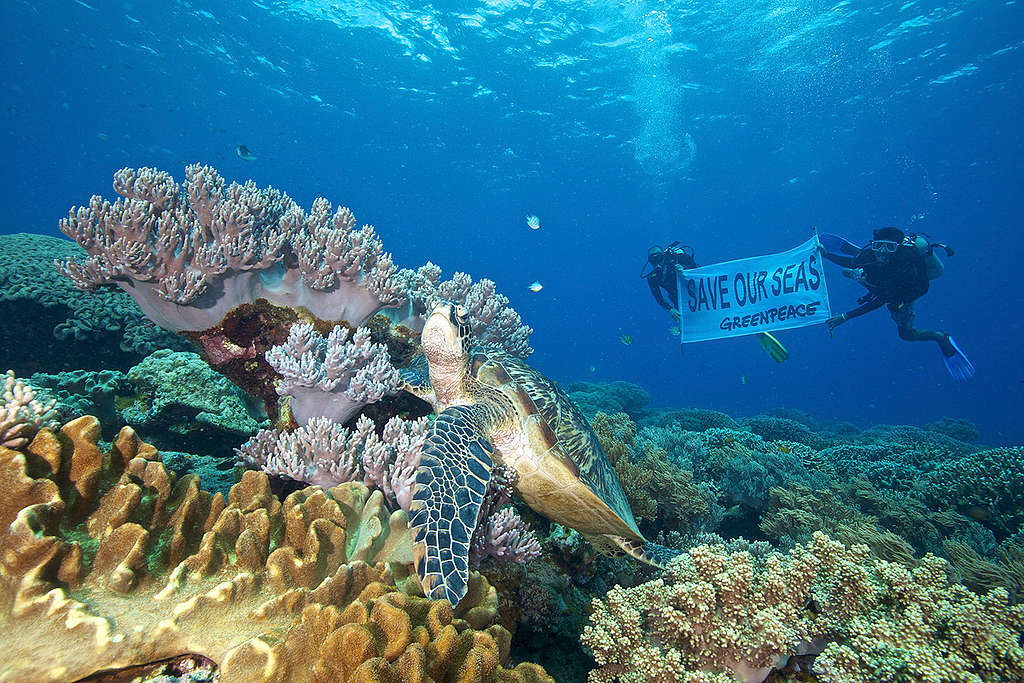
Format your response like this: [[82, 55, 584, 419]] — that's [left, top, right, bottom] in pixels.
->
[[2, 0, 1021, 442]]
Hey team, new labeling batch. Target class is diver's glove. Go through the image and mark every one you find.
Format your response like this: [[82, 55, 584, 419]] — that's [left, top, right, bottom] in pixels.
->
[[842, 268, 867, 285], [826, 313, 847, 331]]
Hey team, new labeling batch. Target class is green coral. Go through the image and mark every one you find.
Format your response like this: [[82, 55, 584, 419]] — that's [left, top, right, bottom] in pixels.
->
[[119, 350, 268, 456]]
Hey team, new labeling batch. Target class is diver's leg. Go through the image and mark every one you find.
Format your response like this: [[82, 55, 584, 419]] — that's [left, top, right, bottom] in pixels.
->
[[891, 303, 954, 354]]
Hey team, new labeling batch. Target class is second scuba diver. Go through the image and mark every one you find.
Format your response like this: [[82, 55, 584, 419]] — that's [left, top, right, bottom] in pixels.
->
[[643, 242, 789, 362], [820, 227, 974, 381]]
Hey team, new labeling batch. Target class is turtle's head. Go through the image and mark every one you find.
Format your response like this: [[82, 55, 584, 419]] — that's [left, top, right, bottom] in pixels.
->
[[422, 301, 472, 382]]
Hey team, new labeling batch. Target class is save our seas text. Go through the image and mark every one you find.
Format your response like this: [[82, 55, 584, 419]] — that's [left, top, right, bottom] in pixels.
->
[[684, 253, 825, 331]]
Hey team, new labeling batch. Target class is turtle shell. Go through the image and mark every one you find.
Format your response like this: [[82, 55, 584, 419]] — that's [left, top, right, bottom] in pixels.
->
[[469, 346, 642, 539]]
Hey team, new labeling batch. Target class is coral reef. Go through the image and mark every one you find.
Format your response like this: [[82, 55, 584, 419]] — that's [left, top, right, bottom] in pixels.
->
[[1, 370, 58, 448], [0, 233, 187, 374], [738, 415, 830, 451], [238, 414, 427, 512], [57, 165, 403, 332], [27, 368, 127, 436], [639, 407, 738, 433], [564, 381, 651, 420], [120, 349, 268, 452], [266, 322, 403, 425], [582, 532, 1024, 683], [924, 416, 982, 443], [0, 416, 553, 682], [927, 447, 1024, 539], [391, 264, 534, 358]]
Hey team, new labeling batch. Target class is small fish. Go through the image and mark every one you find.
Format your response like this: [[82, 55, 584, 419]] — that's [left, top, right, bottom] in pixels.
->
[[778, 444, 791, 454], [669, 326, 680, 336], [526, 215, 541, 230], [527, 281, 543, 292], [619, 334, 633, 346], [236, 144, 257, 161], [96, 132, 109, 141], [588, 365, 596, 373], [740, 375, 748, 385]]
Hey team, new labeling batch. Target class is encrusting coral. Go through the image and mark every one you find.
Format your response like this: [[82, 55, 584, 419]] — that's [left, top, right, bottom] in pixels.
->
[[0, 416, 553, 682], [581, 532, 1024, 683]]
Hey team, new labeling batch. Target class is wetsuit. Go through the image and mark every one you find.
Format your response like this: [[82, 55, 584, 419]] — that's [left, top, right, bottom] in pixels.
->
[[646, 250, 697, 313], [824, 244, 954, 355]]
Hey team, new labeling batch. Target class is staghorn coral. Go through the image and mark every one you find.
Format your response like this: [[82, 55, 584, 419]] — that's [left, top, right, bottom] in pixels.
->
[[238, 414, 428, 513], [56, 164, 403, 333], [0, 416, 553, 682], [266, 322, 403, 425], [1, 370, 58, 448], [582, 532, 1024, 683]]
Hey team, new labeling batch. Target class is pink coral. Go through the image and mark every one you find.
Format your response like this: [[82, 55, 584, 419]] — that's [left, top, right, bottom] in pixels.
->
[[390, 265, 533, 358], [57, 164, 403, 332], [1, 370, 58, 448], [265, 322, 402, 425], [470, 467, 541, 566], [237, 414, 427, 511]]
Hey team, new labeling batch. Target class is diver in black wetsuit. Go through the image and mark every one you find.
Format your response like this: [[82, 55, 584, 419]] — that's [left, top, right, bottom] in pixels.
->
[[822, 226, 974, 380], [643, 242, 697, 321]]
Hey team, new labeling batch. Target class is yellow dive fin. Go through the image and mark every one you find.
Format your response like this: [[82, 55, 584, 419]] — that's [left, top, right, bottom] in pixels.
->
[[757, 332, 789, 362]]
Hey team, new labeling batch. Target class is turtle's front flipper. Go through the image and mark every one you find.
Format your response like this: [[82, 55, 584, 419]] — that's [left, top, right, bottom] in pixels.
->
[[401, 352, 436, 405], [409, 405, 493, 605]]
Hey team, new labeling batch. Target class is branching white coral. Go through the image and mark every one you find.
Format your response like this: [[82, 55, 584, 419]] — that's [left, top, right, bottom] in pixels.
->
[[1, 371, 58, 449]]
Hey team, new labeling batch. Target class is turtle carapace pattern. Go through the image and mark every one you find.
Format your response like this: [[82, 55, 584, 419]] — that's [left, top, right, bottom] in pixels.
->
[[407, 302, 665, 606]]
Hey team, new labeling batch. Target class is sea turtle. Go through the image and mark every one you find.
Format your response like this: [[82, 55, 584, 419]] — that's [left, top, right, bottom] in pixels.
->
[[405, 301, 666, 605]]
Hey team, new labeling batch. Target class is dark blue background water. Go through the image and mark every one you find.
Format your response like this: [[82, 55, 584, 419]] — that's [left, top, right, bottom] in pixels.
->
[[2, 0, 1021, 442]]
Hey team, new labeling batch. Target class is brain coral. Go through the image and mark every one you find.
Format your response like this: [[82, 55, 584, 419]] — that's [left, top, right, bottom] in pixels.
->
[[0, 416, 552, 682]]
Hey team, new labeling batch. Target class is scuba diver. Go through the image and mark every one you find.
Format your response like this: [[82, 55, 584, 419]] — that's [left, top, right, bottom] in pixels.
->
[[643, 242, 789, 362], [820, 227, 974, 381]]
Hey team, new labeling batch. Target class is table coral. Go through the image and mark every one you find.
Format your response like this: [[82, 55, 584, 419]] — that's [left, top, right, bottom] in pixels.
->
[[0, 416, 553, 682]]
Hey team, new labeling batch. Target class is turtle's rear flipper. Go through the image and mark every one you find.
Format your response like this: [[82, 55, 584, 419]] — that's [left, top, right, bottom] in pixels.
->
[[409, 405, 493, 606], [593, 534, 681, 568]]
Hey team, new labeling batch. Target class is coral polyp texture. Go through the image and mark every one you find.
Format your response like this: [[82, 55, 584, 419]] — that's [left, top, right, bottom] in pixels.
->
[[238, 414, 428, 512], [0, 416, 553, 682], [392, 262, 534, 358], [266, 322, 403, 425], [1, 370, 58, 448], [56, 164, 404, 332], [581, 532, 1024, 683]]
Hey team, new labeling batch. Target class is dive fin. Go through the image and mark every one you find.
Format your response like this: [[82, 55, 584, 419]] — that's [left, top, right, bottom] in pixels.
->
[[942, 336, 975, 382], [757, 332, 789, 363]]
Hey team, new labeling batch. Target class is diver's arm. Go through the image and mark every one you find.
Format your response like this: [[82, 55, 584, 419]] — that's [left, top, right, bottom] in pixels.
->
[[823, 251, 855, 267], [843, 297, 885, 321], [647, 276, 673, 310]]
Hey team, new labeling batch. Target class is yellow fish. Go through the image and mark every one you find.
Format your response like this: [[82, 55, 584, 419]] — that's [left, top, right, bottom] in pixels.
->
[[527, 281, 543, 292], [619, 334, 633, 346], [526, 215, 541, 230]]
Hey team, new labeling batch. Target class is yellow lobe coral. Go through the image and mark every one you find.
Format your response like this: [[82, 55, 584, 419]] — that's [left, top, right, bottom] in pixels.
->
[[0, 416, 553, 683]]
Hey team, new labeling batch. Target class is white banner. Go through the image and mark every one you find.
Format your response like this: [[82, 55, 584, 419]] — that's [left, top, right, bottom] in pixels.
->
[[677, 236, 831, 344]]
